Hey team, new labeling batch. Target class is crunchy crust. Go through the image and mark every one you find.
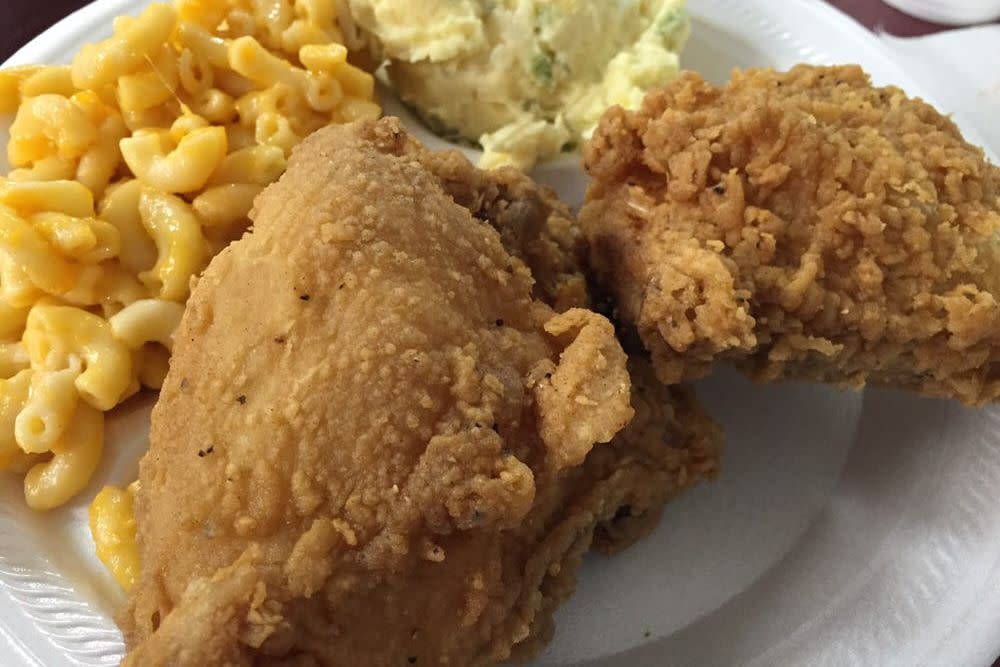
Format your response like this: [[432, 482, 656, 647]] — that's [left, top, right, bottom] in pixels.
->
[[581, 65, 1000, 404], [121, 118, 720, 666]]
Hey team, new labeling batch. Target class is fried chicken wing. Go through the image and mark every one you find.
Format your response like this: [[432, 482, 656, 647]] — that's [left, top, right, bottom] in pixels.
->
[[581, 65, 1000, 404], [121, 118, 720, 666]]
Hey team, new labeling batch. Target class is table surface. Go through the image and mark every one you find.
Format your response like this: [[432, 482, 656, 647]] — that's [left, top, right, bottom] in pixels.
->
[[0, 2, 997, 667]]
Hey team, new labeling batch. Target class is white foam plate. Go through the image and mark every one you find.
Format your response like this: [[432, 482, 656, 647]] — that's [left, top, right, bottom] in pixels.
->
[[2, 1, 999, 666]]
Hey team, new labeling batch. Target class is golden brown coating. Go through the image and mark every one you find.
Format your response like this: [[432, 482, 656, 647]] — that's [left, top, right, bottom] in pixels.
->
[[589, 358, 721, 554], [399, 138, 590, 313], [121, 118, 720, 666], [581, 65, 1000, 404], [503, 357, 722, 663]]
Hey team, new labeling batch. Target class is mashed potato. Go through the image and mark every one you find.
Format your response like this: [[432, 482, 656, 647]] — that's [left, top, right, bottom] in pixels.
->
[[346, 0, 690, 169]]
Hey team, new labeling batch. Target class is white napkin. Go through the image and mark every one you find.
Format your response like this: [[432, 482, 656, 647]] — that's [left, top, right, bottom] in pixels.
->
[[879, 25, 1000, 157]]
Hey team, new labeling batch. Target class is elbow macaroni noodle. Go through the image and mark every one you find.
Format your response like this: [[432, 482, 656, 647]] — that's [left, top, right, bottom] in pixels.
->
[[0, 0, 380, 516], [15, 360, 81, 454], [89, 482, 141, 590]]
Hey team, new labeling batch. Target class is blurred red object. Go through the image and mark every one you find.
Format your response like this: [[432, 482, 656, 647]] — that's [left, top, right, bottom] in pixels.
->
[[826, 0, 950, 34]]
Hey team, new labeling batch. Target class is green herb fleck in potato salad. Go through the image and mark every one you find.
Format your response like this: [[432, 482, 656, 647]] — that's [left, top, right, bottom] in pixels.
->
[[346, 0, 691, 169]]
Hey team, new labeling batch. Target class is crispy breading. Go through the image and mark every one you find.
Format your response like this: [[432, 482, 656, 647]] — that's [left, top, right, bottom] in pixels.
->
[[120, 118, 720, 666], [590, 359, 721, 553], [396, 137, 590, 313], [580, 65, 1000, 404]]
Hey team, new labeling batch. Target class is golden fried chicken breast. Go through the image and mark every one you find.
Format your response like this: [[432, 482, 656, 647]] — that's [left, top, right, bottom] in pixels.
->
[[120, 118, 719, 666], [581, 65, 1000, 404]]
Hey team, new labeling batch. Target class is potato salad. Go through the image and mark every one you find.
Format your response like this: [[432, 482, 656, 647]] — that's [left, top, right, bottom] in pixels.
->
[[347, 0, 690, 169]]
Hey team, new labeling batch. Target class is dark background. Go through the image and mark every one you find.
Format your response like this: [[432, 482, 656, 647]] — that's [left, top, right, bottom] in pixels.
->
[[1, 1, 998, 666]]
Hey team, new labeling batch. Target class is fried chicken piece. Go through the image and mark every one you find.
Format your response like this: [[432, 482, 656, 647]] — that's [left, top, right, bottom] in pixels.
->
[[120, 117, 720, 666], [394, 134, 590, 313], [581, 65, 1000, 404], [589, 358, 721, 553], [501, 355, 721, 663]]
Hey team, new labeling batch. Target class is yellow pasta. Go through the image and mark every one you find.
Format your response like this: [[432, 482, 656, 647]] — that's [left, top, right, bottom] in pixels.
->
[[30, 212, 121, 264], [175, 0, 229, 30], [8, 94, 97, 165], [23, 403, 103, 511], [23, 305, 132, 411], [57, 264, 107, 308], [19, 66, 77, 99], [97, 179, 156, 276], [214, 68, 256, 98], [223, 122, 258, 151], [8, 156, 77, 182], [0, 204, 80, 295], [89, 483, 140, 590], [0, 371, 32, 471], [109, 299, 184, 352], [229, 35, 307, 91], [92, 263, 149, 318], [0, 179, 95, 217], [281, 19, 334, 55], [299, 43, 348, 72], [122, 104, 181, 133], [304, 74, 343, 112], [71, 4, 178, 90], [121, 123, 228, 193], [177, 21, 230, 69], [15, 363, 81, 454], [333, 95, 381, 123], [0, 0, 380, 517], [138, 189, 209, 301], [0, 342, 29, 379], [185, 87, 237, 124], [117, 71, 175, 115], [254, 111, 299, 154], [76, 113, 128, 199], [169, 112, 209, 141], [0, 256, 44, 309], [296, 0, 337, 27], [332, 62, 375, 100], [253, 0, 294, 49], [192, 182, 262, 227], [0, 301, 30, 339], [0, 67, 41, 114], [223, 8, 257, 39], [178, 48, 214, 95], [235, 83, 302, 126], [208, 144, 285, 185]]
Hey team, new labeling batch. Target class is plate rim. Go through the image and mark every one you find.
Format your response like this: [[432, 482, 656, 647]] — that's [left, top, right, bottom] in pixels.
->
[[2, 2, 999, 667]]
